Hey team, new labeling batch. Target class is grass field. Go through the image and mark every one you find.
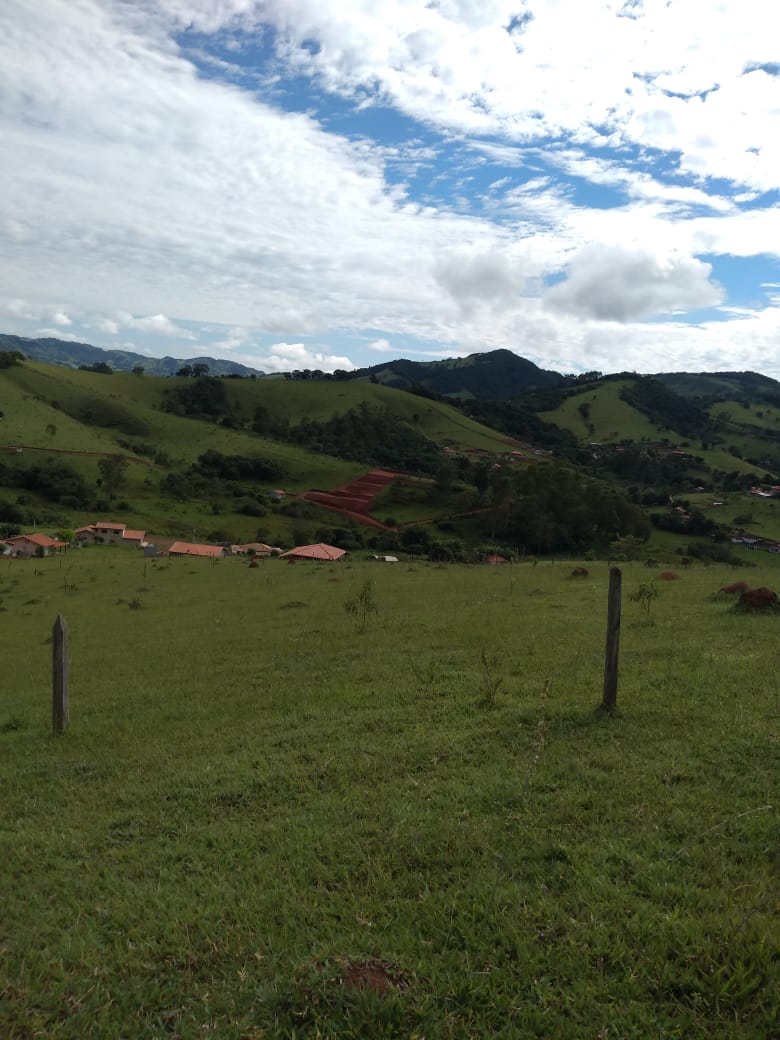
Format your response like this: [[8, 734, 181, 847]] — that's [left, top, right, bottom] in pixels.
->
[[1, 550, 777, 1038]]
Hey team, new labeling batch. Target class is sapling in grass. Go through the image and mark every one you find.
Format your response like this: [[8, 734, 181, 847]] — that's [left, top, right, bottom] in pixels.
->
[[478, 645, 504, 706], [344, 579, 379, 633], [629, 581, 660, 620]]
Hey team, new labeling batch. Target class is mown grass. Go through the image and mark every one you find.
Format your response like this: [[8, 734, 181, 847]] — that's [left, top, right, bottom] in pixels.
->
[[1, 552, 777, 1038]]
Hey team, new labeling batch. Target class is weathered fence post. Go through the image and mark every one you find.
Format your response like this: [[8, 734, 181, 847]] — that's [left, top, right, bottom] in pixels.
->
[[52, 614, 69, 735], [602, 567, 622, 712]]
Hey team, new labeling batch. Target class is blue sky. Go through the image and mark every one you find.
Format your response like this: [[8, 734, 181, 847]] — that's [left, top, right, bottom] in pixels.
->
[[2, 1, 780, 377]]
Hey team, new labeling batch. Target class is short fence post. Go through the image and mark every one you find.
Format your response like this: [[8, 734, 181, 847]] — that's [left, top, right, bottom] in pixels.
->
[[602, 567, 622, 712], [52, 614, 69, 735]]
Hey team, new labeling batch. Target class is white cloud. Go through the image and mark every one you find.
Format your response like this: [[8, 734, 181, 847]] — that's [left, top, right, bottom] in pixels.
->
[[51, 310, 72, 326], [367, 338, 394, 352], [34, 328, 83, 341], [2, 298, 43, 321], [544, 246, 724, 322], [0, 1, 779, 379], [115, 312, 196, 339], [167, 0, 780, 192], [434, 251, 528, 315], [262, 342, 355, 373], [209, 326, 249, 352], [93, 318, 120, 335]]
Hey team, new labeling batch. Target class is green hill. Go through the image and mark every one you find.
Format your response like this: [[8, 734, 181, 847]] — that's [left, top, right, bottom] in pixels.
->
[[0, 357, 522, 550], [350, 348, 563, 399], [6, 353, 780, 562]]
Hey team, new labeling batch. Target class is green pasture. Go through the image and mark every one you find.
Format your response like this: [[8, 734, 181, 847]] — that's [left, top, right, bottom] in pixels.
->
[[540, 381, 664, 443], [709, 400, 780, 431], [1, 552, 777, 1038], [1, 364, 511, 462], [687, 492, 780, 543]]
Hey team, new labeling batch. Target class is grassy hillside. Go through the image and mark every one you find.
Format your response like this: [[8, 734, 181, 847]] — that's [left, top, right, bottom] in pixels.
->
[[1, 553, 777, 1038], [0, 361, 519, 547], [1, 363, 513, 457], [540, 379, 663, 442], [7, 359, 780, 557]]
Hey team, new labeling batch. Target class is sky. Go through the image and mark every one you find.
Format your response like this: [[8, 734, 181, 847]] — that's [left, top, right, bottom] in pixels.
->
[[2, 1, 780, 378]]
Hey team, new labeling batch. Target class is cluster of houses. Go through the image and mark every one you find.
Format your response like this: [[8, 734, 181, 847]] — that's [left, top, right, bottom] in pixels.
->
[[0, 519, 351, 563]]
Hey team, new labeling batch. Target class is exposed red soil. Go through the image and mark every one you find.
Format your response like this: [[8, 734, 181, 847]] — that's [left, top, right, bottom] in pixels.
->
[[340, 959, 410, 995], [719, 582, 750, 594], [300, 469, 402, 528], [659, 571, 680, 580], [737, 586, 779, 610]]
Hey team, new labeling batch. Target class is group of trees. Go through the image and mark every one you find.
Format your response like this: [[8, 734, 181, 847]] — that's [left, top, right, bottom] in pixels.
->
[[286, 404, 442, 474], [466, 463, 652, 555], [0, 350, 24, 368], [160, 450, 285, 513], [162, 376, 229, 419], [0, 458, 92, 509]]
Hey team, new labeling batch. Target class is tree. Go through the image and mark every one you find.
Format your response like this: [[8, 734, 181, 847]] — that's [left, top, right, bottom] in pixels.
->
[[97, 454, 128, 502], [79, 361, 112, 374], [132, 366, 145, 376], [192, 363, 210, 378], [176, 364, 193, 378]]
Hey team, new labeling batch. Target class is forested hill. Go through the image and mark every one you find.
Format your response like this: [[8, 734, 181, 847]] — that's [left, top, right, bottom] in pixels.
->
[[0, 334, 264, 378], [349, 348, 564, 399]]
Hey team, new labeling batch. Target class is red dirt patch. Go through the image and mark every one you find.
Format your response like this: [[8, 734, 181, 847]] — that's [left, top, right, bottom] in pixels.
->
[[340, 959, 409, 996], [300, 469, 402, 528], [737, 586, 779, 610], [719, 581, 749, 594], [659, 571, 680, 580], [571, 567, 589, 577]]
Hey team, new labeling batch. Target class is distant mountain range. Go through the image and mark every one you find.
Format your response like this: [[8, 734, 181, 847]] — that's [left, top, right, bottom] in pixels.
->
[[4, 333, 780, 408], [0, 334, 264, 378]]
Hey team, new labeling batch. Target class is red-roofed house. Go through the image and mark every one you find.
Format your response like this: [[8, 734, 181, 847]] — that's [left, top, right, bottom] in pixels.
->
[[230, 542, 279, 557], [76, 522, 146, 547], [168, 541, 225, 558], [280, 542, 347, 562], [4, 533, 67, 557], [121, 528, 146, 547]]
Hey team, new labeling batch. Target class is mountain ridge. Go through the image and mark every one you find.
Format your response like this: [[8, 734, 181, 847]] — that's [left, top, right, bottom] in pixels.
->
[[0, 334, 264, 378]]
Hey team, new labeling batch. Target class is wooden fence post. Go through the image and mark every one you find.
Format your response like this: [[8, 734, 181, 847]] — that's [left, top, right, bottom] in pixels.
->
[[52, 614, 69, 735], [602, 567, 622, 712]]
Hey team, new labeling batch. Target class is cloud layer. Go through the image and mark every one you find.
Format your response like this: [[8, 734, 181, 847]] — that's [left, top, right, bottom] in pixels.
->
[[0, 1, 779, 376]]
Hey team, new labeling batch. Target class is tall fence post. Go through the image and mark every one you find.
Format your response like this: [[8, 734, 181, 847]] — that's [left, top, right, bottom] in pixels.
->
[[602, 567, 622, 712], [52, 614, 69, 735]]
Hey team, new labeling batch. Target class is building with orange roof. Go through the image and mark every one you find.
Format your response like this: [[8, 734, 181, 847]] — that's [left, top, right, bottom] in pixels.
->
[[168, 541, 225, 558], [279, 542, 347, 562], [4, 532, 68, 557]]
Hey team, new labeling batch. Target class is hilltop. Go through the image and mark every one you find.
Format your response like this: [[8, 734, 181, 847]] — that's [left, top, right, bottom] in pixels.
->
[[349, 348, 564, 399]]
